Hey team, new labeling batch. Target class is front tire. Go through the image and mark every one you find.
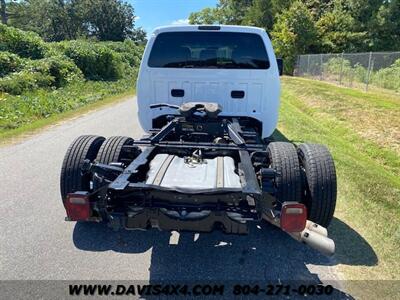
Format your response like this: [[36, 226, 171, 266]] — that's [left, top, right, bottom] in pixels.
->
[[298, 144, 337, 227], [60, 135, 105, 204]]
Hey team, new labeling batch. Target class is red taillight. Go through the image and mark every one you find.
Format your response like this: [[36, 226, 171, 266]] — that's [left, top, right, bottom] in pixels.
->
[[280, 202, 307, 233], [65, 192, 90, 221]]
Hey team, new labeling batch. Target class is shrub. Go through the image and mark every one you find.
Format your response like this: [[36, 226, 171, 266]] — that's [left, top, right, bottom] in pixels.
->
[[103, 40, 143, 67], [322, 58, 369, 84], [372, 59, 400, 91], [60, 41, 124, 81], [0, 24, 47, 59], [29, 56, 83, 88], [323, 57, 352, 76], [0, 73, 136, 130], [0, 70, 54, 94], [321, 56, 400, 92], [0, 55, 83, 94], [0, 51, 25, 76], [44, 42, 66, 57], [0, 26, 144, 95], [353, 63, 368, 83]]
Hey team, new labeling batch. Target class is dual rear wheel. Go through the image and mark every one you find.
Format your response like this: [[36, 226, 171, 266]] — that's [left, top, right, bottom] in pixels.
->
[[266, 142, 337, 227], [60, 136, 336, 227], [60, 135, 140, 205]]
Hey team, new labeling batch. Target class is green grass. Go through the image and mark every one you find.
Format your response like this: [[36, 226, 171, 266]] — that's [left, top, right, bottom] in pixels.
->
[[278, 76, 400, 293], [0, 75, 136, 143]]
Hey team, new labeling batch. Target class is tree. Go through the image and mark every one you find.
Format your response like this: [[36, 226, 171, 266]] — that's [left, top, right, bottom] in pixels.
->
[[303, 0, 333, 19], [347, 0, 383, 27], [316, 1, 366, 52], [270, 0, 293, 16], [346, 0, 383, 48], [82, 0, 136, 41], [243, 0, 274, 30], [7, 0, 141, 42], [189, 0, 254, 25], [187, 0, 399, 60], [217, 0, 254, 24], [8, 0, 86, 41], [130, 27, 147, 44], [1, 0, 7, 24], [370, 0, 400, 51], [271, 1, 318, 74], [189, 7, 222, 24]]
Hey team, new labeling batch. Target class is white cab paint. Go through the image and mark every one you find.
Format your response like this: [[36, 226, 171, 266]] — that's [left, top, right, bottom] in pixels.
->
[[137, 25, 280, 138]]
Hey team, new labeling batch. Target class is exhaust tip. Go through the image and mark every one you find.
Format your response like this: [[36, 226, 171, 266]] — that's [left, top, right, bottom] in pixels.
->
[[301, 229, 335, 256], [306, 220, 328, 237]]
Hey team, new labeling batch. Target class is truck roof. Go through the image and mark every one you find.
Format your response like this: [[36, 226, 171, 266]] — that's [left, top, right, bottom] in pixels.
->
[[152, 25, 266, 35]]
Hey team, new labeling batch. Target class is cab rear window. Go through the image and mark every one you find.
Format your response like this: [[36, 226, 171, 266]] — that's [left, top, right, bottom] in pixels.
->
[[148, 32, 269, 69]]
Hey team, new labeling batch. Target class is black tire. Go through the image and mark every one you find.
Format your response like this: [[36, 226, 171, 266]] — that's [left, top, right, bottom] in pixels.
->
[[267, 142, 302, 206], [60, 135, 105, 204], [96, 136, 136, 165], [297, 144, 337, 227]]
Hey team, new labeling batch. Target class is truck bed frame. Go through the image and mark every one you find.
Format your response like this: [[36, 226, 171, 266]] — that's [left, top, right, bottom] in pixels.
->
[[86, 104, 269, 234], [62, 102, 336, 256]]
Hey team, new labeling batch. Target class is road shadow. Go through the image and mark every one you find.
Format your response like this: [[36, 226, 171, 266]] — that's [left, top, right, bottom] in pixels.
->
[[72, 218, 374, 299], [74, 221, 331, 280], [329, 218, 378, 266]]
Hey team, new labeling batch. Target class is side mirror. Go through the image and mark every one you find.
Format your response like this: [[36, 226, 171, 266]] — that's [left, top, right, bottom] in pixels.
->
[[277, 58, 283, 76]]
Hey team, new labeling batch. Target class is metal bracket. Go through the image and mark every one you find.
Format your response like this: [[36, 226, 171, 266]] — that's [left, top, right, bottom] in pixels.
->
[[109, 147, 156, 190], [150, 120, 177, 143], [238, 150, 262, 195], [226, 119, 246, 145]]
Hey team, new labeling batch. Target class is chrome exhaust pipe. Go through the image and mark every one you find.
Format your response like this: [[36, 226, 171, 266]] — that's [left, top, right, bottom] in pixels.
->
[[262, 213, 335, 256], [305, 220, 328, 237], [289, 229, 335, 256]]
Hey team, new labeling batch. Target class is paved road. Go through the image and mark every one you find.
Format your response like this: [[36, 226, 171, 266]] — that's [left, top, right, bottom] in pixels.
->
[[0, 97, 348, 296]]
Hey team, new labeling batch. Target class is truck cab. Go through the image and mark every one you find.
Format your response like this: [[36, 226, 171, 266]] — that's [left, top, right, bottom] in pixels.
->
[[137, 25, 280, 138]]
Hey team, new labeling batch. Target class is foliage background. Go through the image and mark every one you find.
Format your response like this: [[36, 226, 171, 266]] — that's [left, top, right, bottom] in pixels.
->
[[188, 0, 400, 74], [1, 0, 146, 42], [296, 53, 400, 92], [0, 21, 143, 133]]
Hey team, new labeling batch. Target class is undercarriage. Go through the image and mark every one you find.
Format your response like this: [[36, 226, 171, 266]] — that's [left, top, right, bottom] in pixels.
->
[[60, 102, 337, 256]]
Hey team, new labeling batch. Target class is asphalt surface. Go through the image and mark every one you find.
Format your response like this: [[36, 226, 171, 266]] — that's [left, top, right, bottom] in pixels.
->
[[0, 97, 348, 296]]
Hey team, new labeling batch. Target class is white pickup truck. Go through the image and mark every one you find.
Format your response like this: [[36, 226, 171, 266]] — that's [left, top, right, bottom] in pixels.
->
[[60, 25, 337, 256]]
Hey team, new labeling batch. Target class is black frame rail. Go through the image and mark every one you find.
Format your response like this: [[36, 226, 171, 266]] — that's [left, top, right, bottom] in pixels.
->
[[108, 115, 263, 200]]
